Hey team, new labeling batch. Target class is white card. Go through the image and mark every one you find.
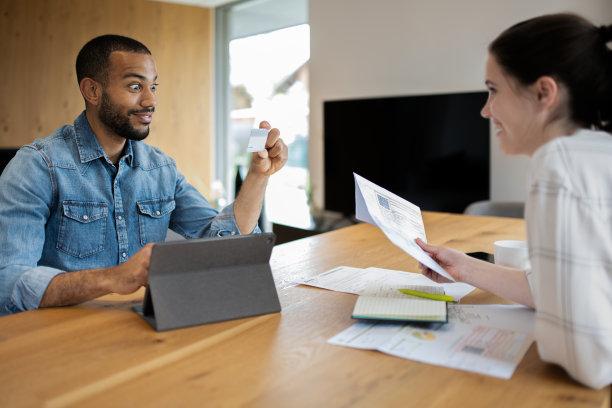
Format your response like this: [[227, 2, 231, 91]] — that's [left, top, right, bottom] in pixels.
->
[[246, 128, 268, 152]]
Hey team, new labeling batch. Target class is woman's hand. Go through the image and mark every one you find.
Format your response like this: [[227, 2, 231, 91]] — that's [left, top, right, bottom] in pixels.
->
[[416, 238, 534, 307], [416, 238, 475, 283]]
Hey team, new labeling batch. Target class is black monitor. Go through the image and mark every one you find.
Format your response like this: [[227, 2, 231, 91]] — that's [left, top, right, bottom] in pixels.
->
[[0, 148, 19, 175], [323, 91, 490, 218]]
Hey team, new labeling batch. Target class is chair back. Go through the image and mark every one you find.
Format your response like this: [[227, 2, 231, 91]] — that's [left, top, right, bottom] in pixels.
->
[[464, 200, 524, 219]]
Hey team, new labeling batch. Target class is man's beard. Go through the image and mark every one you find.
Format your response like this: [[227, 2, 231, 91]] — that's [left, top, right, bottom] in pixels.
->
[[99, 92, 153, 141]]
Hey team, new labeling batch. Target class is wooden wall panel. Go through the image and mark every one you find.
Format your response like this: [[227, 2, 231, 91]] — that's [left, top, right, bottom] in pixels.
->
[[0, 0, 214, 193]]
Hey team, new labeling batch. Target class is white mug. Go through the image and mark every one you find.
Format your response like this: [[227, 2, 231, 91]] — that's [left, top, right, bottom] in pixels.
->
[[494, 240, 529, 270]]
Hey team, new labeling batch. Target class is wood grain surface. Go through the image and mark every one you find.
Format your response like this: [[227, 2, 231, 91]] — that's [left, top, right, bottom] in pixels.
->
[[0, 212, 609, 407]]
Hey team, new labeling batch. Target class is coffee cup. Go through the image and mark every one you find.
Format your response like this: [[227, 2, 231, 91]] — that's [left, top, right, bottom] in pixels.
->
[[494, 240, 529, 270]]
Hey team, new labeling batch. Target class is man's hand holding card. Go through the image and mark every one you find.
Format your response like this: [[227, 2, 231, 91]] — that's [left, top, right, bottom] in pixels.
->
[[246, 121, 288, 178]]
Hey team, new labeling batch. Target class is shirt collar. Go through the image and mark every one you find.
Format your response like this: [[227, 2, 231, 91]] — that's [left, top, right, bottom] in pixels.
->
[[73, 111, 134, 166]]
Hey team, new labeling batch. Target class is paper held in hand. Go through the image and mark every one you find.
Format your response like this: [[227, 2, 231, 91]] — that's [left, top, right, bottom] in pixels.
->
[[353, 173, 454, 281], [246, 128, 268, 153]]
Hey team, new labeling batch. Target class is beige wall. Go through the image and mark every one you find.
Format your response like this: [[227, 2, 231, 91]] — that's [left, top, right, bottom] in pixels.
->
[[0, 0, 214, 194]]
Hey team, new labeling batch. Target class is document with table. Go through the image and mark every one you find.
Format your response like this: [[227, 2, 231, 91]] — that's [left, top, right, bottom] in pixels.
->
[[292, 176, 537, 379], [353, 173, 454, 280], [328, 304, 534, 379], [295, 266, 534, 379]]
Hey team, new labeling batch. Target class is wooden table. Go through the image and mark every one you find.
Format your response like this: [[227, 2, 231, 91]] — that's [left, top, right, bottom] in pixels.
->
[[0, 212, 609, 407]]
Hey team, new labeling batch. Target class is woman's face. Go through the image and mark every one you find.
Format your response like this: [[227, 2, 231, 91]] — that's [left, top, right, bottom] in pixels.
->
[[481, 55, 544, 156]]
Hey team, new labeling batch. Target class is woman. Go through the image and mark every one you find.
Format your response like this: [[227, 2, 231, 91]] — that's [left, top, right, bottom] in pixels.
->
[[417, 13, 612, 389]]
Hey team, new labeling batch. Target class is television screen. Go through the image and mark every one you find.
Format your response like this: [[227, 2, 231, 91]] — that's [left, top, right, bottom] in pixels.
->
[[323, 91, 490, 217], [0, 148, 19, 175]]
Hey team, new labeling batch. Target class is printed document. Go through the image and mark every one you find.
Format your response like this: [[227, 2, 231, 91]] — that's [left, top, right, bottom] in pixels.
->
[[293, 266, 474, 300], [328, 304, 535, 379], [353, 173, 453, 280]]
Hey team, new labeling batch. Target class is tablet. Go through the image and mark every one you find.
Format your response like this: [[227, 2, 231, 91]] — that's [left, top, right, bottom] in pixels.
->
[[133, 232, 280, 331]]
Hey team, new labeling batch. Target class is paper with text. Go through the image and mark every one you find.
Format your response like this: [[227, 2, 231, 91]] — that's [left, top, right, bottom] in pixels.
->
[[329, 304, 534, 379], [293, 266, 474, 299], [354, 173, 453, 281]]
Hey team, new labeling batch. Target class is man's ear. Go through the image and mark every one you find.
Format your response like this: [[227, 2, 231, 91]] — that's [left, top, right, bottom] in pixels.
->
[[533, 76, 559, 110], [79, 78, 103, 106]]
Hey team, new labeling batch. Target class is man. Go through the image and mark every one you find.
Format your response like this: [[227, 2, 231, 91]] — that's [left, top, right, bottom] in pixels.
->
[[0, 34, 287, 315]]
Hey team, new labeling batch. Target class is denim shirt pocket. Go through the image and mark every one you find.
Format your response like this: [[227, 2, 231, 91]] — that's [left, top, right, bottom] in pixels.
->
[[58, 201, 108, 258], [137, 198, 176, 245]]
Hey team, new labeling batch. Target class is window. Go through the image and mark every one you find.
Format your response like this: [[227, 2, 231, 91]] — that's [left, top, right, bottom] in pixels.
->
[[216, 0, 310, 230]]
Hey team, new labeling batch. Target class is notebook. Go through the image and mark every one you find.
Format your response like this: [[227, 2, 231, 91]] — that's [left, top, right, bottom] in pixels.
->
[[133, 232, 281, 331], [352, 283, 447, 323]]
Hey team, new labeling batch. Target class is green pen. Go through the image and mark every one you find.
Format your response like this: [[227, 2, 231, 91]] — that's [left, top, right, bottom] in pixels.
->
[[398, 289, 455, 303]]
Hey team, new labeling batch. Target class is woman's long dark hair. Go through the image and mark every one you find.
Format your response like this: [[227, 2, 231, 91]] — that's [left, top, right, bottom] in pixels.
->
[[489, 14, 612, 132]]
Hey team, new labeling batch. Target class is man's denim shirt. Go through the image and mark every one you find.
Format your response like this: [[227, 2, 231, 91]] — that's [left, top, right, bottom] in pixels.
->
[[0, 112, 254, 315]]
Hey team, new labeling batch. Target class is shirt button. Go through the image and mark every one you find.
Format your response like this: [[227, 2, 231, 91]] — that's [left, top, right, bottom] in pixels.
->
[[118, 216, 122, 220], [122, 252, 127, 258], [230, 231, 235, 235], [156, 211, 161, 216], [82, 215, 88, 220]]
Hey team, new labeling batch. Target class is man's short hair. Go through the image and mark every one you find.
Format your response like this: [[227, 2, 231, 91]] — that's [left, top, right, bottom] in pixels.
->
[[76, 34, 151, 85]]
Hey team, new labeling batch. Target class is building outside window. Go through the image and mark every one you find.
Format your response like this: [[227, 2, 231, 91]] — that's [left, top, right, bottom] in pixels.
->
[[216, 0, 310, 230]]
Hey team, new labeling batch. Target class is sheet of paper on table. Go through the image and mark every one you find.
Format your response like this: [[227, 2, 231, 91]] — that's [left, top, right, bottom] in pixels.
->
[[293, 266, 475, 300], [328, 304, 535, 379], [353, 173, 453, 281]]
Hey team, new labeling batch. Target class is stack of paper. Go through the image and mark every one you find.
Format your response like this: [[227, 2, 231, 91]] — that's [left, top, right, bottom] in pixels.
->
[[293, 263, 534, 379]]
